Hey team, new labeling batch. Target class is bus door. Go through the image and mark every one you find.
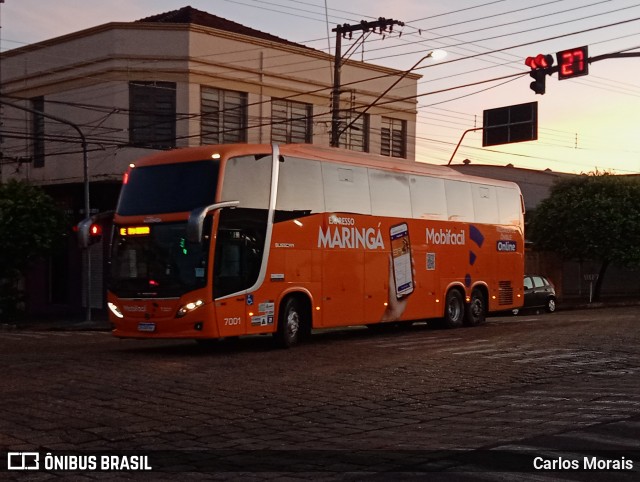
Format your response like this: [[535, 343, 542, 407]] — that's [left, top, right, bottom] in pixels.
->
[[213, 228, 263, 337]]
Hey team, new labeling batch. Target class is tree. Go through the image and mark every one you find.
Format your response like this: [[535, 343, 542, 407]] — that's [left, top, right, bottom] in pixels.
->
[[528, 173, 640, 301], [0, 180, 67, 318]]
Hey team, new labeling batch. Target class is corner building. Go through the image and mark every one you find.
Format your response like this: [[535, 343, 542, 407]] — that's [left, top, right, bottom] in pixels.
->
[[0, 6, 419, 317]]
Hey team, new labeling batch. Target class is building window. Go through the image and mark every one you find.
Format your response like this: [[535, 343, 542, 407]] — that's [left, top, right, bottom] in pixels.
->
[[201, 87, 248, 144], [341, 112, 369, 152], [129, 81, 176, 149], [271, 99, 312, 144], [381, 117, 406, 158], [32, 96, 45, 168]]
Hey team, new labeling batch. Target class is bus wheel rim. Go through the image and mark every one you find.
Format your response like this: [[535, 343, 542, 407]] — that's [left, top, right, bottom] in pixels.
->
[[287, 310, 300, 336]]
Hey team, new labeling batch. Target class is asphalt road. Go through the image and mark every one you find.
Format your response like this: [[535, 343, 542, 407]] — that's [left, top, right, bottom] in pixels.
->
[[1, 306, 639, 480]]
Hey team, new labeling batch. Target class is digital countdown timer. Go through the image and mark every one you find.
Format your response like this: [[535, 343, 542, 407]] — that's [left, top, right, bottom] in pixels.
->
[[556, 46, 589, 80]]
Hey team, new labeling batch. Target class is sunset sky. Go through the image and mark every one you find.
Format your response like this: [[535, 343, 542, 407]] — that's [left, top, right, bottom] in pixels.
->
[[2, 0, 639, 174]]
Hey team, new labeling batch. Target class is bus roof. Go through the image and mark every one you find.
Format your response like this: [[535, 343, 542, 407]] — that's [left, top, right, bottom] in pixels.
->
[[131, 144, 521, 191]]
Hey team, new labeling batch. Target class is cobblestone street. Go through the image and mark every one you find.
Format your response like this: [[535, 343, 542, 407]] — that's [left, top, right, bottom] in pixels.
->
[[1, 307, 639, 480]]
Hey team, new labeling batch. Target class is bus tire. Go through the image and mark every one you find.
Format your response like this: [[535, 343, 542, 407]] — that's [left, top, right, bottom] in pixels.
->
[[465, 288, 486, 326], [443, 289, 464, 328], [274, 296, 303, 348]]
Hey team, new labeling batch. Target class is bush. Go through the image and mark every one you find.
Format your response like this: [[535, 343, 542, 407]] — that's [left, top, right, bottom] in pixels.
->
[[0, 180, 66, 318]]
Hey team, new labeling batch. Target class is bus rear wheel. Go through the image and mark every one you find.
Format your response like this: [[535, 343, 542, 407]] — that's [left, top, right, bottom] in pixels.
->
[[274, 297, 304, 348], [465, 288, 486, 326], [443, 289, 464, 328]]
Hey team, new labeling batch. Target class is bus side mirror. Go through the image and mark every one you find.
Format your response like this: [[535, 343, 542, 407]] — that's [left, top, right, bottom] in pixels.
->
[[187, 201, 239, 244]]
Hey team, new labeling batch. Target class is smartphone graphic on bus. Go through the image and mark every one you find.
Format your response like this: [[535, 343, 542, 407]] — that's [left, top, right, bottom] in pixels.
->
[[390, 223, 414, 298]]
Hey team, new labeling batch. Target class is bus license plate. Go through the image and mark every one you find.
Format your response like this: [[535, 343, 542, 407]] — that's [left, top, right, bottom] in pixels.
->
[[137, 322, 156, 333]]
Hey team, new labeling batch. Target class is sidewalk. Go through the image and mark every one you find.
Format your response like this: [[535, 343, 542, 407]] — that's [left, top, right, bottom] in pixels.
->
[[0, 316, 112, 332], [559, 296, 640, 311]]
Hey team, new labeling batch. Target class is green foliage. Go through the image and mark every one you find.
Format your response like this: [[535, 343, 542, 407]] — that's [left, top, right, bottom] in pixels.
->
[[528, 173, 640, 301], [528, 173, 640, 266], [0, 180, 67, 317]]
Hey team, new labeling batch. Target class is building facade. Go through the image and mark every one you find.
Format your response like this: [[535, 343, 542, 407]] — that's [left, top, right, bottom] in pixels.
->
[[0, 7, 420, 317]]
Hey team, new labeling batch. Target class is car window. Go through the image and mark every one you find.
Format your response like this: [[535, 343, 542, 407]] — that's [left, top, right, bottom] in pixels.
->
[[532, 276, 545, 288], [524, 277, 534, 289], [540, 276, 550, 287]]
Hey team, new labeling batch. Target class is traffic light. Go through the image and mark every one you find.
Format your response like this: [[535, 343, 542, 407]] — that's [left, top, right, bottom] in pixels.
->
[[525, 54, 554, 95], [89, 223, 102, 242], [529, 68, 547, 95], [556, 46, 588, 80], [77, 218, 103, 247]]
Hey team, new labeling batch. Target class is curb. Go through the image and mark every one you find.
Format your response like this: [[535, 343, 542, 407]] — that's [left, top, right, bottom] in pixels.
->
[[0, 320, 112, 332]]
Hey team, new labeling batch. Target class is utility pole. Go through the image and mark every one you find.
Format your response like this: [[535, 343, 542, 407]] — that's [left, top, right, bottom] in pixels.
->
[[330, 17, 404, 148]]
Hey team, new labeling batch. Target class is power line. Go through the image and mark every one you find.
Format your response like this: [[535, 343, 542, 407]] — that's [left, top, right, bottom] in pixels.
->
[[368, 3, 640, 62], [4, 3, 640, 173]]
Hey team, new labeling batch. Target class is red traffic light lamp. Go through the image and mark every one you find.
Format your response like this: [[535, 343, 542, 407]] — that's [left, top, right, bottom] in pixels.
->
[[525, 54, 554, 95], [77, 219, 103, 247], [525, 54, 553, 70], [89, 223, 102, 239]]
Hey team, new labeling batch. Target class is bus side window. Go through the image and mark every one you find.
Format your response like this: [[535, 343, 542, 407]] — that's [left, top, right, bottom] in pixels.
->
[[368, 169, 411, 218], [322, 163, 372, 215], [409, 175, 447, 220], [444, 180, 474, 222], [472, 184, 499, 224]]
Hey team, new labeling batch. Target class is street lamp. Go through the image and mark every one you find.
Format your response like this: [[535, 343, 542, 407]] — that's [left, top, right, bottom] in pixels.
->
[[334, 50, 447, 146]]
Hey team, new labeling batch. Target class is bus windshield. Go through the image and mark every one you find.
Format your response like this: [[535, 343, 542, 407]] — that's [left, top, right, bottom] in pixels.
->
[[117, 159, 219, 216], [109, 222, 210, 298]]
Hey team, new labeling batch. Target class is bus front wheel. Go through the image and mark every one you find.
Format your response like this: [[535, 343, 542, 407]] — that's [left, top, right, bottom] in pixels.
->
[[274, 297, 303, 348], [443, 289, 464, 328]]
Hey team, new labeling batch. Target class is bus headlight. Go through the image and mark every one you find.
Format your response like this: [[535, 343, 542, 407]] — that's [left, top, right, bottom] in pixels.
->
[[108, 302, 124, 319], [176, 299, 204, 318]]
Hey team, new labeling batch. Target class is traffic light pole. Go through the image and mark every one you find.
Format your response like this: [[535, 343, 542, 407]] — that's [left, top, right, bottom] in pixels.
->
[[588, 52, 640, 63], [447, 119, 537, 165]]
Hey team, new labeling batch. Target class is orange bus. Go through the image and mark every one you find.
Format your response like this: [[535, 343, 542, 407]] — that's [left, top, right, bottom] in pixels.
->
[[103, 143, 524, 346]]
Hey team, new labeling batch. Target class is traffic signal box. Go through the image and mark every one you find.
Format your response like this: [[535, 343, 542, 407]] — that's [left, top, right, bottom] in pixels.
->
[[525, 54, 554, 95], [77, 218, 103, 248], [525, 47, 590, 94]]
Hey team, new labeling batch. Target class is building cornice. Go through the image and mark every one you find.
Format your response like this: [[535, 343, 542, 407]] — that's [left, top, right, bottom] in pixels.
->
[[1, 21, 421, 81]]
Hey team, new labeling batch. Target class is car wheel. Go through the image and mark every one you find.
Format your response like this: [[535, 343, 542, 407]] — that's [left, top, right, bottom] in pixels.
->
[[546, 297, 557, 313]]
